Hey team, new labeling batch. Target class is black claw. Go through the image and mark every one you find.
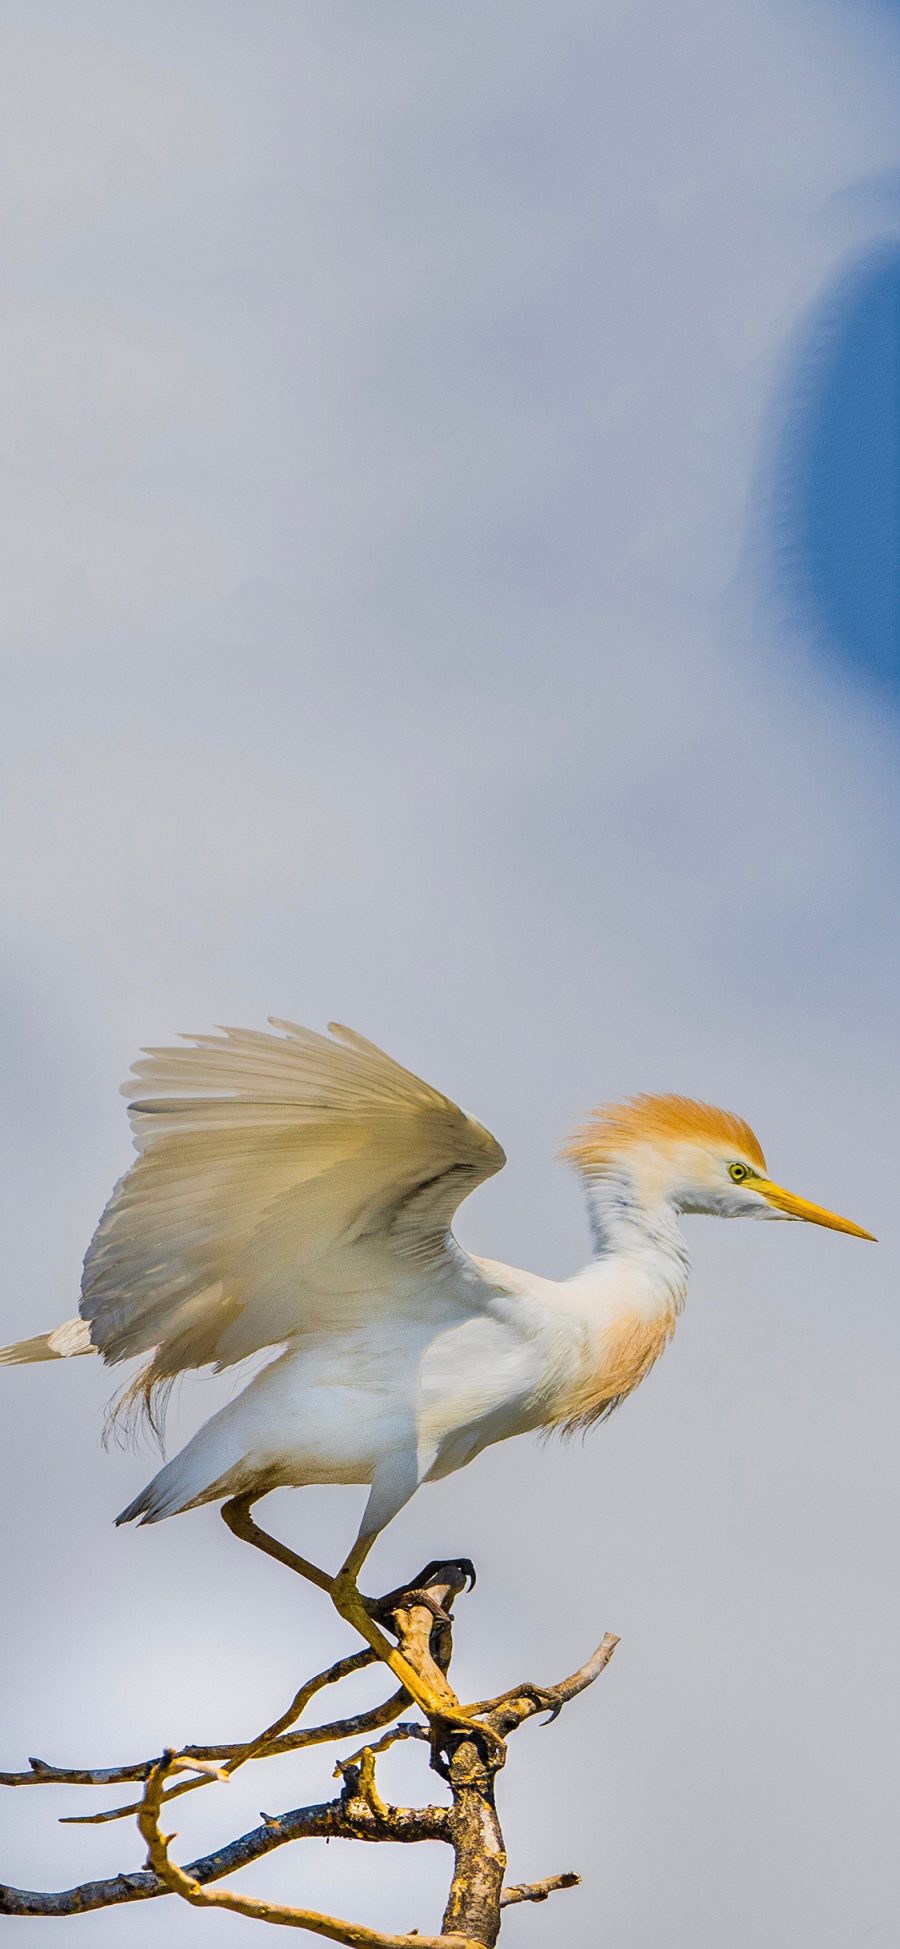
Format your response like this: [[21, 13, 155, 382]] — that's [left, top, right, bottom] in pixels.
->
[[369, 1556, 477, 1627], [414, 1556, 477, 1592], [527, 1686, 562, 1724], [412, 1558, 448, 1585]]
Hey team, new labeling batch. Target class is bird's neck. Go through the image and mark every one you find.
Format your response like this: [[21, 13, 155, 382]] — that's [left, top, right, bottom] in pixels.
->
[[585, 1166, 690, 1274]]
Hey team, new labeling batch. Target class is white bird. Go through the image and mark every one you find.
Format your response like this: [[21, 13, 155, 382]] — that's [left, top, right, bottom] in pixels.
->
[[2, 1018, 873, 1725]]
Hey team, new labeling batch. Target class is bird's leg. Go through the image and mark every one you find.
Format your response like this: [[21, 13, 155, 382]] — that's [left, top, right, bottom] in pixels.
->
[[222, 1497, 503, 1756], [221, 1496, 453, 1699], [220, 1494, 335, 1597], [330, 1535, 457, 1710], [331, 1538, 506, 1760]]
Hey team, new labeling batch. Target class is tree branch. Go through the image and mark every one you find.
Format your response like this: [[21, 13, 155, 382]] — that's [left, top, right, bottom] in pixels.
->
[[0, 1650, 401, 1794], [479, 1633, 621, 1738], [60, 1686, 411, 1826], [2, 1557, 619, 1941], [0, 1792, 449, 1916], [138, 1750, 479, 1949], [434, 1632, 619, 1946], [500, 1872, 581, 1907]]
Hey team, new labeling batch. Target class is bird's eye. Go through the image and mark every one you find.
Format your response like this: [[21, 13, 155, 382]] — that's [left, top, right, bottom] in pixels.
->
[[728, 1162, 749, 1183]]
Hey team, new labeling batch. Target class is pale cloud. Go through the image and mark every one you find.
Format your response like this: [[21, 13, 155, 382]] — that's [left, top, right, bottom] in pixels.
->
[[0, 735, 351, 1006], [0, 481, 222, 642], [0, 291, 216, 473], [0, 24, 214, 248]]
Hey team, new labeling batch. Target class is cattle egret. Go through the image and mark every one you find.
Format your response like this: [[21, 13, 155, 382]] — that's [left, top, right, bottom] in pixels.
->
[[2, 1019, 874, 1726]]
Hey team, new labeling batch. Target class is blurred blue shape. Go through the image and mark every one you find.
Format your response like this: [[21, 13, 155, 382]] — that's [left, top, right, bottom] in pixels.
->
[[773, 242, 900, 687]]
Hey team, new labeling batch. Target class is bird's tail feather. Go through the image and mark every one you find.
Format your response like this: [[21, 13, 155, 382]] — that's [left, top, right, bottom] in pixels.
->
[[116, 1411, 250, 1525], [0, 1317, 95, 1363]]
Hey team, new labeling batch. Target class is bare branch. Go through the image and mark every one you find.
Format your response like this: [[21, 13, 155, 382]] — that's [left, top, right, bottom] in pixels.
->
[[335, 1723, 430, 1823], [0, 1650, 399, 1793], [480, 1633, 620, 1738], [0, 1793, 449, 1916], [337, 1722, 429, 1778], [437, 1632, 619, 1947], [500, 1872, 581, 1907], [137, 1750, 479, 1948], [58, 1658, 409, 1826]]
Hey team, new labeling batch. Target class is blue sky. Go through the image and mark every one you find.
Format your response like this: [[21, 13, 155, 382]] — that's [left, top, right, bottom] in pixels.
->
[[1, 5, 899, 1946], [775, 241, 900, 686]]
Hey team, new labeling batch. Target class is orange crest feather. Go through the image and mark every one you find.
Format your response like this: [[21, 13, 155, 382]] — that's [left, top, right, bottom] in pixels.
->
[[562, 1092, 766, 1175]]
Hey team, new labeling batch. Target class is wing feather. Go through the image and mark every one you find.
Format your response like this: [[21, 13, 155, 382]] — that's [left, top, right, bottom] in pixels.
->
[[81, 1021, 505, 1387]]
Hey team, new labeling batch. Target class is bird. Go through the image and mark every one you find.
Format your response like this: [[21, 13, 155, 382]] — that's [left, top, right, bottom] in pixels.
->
[[1, 1017, 874, 1728]]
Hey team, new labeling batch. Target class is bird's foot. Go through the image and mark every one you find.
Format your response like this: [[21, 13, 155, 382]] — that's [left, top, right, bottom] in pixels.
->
[[330, 1570, 504, 1763], [418, 1698, 508, 1769], [331, 1569, 451, 1687], [366, 1587, 451, 1630], [364, 1557, 476, 1634], [463, 1680, 563, 1723]]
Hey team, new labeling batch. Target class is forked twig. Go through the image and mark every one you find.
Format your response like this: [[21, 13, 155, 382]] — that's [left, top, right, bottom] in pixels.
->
[[59, 1657, 408, 1825], [0, 1649, 383, 1792], [138, 1749, 480, 1949]]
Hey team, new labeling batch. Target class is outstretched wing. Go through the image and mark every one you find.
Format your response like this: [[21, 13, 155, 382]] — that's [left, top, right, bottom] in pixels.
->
[[81, 1021, 506, 1386]]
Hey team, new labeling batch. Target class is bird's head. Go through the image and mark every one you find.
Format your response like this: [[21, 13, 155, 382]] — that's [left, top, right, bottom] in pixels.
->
[[563, 1094, 875, 1240]]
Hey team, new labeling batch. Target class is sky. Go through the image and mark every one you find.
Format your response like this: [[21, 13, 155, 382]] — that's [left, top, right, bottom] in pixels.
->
[[770, 241, 900, 686], [1, 2, 899, 1944]]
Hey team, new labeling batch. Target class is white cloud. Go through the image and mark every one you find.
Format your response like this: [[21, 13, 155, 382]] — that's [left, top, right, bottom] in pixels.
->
[[0, 734, 351, 1004], [0, 23, 213, 249]]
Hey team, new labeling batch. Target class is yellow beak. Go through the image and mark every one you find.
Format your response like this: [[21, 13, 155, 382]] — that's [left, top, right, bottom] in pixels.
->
[[753, 1177, 876, 1241]]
